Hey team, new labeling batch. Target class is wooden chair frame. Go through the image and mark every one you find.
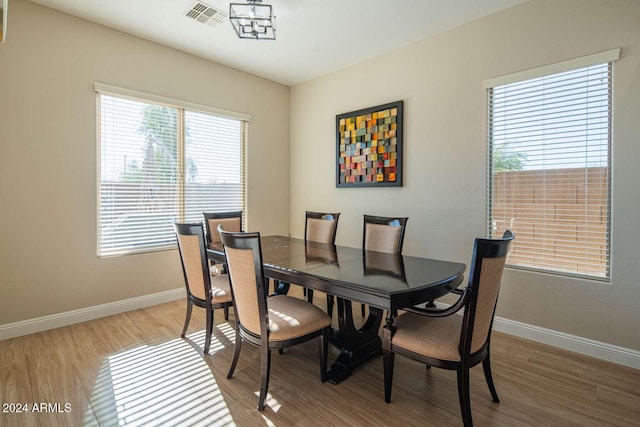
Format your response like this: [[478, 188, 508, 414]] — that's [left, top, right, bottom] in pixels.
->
[[362, 214, 409, 254], [219, 226, 330, 411], [382, 230, 514, 427], [303, 211, 340, 304], [203, 211, 243, 246], [304, 211, 341, 244], [174, 222, 233, 354], [329, 214, 408, 317], [203, 211, 243, 273]]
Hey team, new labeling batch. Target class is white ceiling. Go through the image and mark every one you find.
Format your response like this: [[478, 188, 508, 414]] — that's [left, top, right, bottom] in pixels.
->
[[29, 0, 528, 86]]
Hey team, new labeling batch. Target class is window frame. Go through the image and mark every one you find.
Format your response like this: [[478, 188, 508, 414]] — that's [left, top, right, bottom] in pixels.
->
[[484, 50, 619, 281], [95, 84, 249, 257]]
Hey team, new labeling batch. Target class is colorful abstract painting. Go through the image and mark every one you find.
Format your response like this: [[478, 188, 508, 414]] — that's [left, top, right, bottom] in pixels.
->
[[336, 101, 403, 187]]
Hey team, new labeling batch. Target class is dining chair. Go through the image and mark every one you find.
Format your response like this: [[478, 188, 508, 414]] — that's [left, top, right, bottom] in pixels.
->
[[363, 214, 409, 254], [382, 230, 514, 427], [219, 226, 332, 411], [271, 211, 340, 303], [203, 211, 243, 274], [328, 214, 408, 317], [303, 211, 340, 304], [174, 222, 233, 354]]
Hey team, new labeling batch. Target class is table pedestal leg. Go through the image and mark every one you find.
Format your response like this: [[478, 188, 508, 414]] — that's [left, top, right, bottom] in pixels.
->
[[272, 279, 290, 295], [327, 297, 384, 384]]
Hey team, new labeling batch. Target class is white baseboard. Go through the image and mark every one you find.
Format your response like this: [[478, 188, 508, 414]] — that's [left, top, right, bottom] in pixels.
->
[[422, 301, 640, 370], [2, 292, 639, 370], [492, 316, 640, 370], [0, 288, 184, 341]]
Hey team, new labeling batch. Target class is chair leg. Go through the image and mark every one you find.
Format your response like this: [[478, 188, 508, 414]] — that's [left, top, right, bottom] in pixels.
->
[[224, 306, 229, 321], [181, 300, 193, 337], [383, 348, 395, 403], [258, 347, 272, 411], [204, 307, 213, 354], [327, 295, 334, 317], [319, 327, 329, 383], [227, 325, 242, 379], [307, 288, 314, 304], [457, 367, 473, 427], [482, 355, 500, 403]]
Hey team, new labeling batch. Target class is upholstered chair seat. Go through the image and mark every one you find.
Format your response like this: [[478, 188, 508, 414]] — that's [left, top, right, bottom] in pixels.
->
[[266, 295, 332, 341], [383, 230, 514, 427], [390, 312, 463, 361], [210, 274, 232, 304], [219, 226, 332, 411]]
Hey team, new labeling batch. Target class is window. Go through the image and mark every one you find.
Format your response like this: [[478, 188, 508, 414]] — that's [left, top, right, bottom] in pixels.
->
[[485, 50, 619, 280], [96, 84, 248, 257]]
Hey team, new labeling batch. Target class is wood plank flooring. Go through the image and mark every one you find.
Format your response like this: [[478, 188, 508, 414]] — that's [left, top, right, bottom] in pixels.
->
[[1, 288, 639, 426]]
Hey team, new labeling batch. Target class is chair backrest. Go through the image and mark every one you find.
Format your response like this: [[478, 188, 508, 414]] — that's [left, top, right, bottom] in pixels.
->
[[461, 230, 514, 356], [203, 211, 243, 246], [174, 222, 212, 302], [305, 211, 340, 244], [363, 215, 409, 254], [218, 227, 268, 338]]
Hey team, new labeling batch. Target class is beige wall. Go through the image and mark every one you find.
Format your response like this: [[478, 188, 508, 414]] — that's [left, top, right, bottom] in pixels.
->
[[0, 0, 290, 324], [2, 0, 639, 353], [290, 0, 640, 350]]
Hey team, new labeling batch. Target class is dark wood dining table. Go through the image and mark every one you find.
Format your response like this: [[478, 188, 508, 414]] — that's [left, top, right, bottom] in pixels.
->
[[207, 235, 466, 384]]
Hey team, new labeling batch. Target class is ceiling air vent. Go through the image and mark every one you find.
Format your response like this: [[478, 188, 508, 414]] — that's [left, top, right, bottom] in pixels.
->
[[184, 1, 228, 27]]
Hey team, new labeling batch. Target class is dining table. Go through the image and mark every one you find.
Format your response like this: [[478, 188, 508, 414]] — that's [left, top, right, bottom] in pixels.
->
[[207, 235, 466, 384]]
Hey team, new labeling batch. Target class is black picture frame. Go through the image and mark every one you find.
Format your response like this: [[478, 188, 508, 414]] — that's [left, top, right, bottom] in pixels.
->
[[336, 100, 403, 188]]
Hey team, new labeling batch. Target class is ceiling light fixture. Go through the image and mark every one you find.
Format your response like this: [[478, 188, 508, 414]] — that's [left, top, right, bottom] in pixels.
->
[[229, 0, 276, 40]]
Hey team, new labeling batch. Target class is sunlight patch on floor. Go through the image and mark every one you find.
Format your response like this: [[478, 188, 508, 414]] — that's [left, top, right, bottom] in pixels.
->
[[87, 334, 235, 426], [217, 322, 236, 342], [261, 414, 277, 426], [254, 392, 281, 413]]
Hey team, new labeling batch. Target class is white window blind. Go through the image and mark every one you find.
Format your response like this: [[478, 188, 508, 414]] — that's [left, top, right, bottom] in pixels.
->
[[184, 111, 245, 222], [487, 57, 613, 280], [97, 90, 246, 257]]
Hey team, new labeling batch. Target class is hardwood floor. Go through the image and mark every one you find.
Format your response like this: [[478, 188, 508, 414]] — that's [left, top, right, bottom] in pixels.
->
[[1, 288, 639, 426]]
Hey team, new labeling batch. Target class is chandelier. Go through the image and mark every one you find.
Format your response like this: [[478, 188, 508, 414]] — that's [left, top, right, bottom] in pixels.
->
[[229, 0, 276, 40]]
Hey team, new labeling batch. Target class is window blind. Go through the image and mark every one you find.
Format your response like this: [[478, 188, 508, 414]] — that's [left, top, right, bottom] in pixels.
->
[[184, 111, 246, 223], [97, 91, 246, 257], [487, 61, 612, 280]]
